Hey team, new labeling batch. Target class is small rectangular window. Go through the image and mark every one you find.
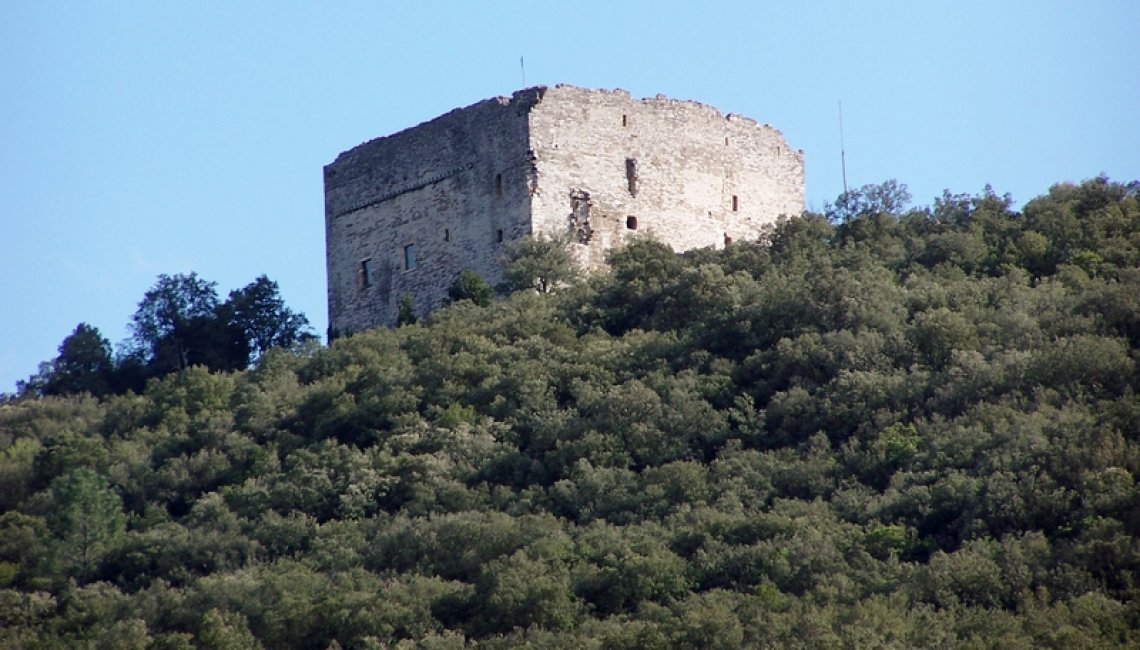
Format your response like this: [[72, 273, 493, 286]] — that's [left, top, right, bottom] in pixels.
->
[[622, 114, 628, 127], [403, 244, 416, 270], [444, 228, 450, 242], [495, 173, 503, 198], [497, 229, 504, 243], [360, 259, 373, 289], [626, 215, 638, 230], [732, 195, 739, 212], [724, 233, 733, 246], [625, 158, 638, 197]]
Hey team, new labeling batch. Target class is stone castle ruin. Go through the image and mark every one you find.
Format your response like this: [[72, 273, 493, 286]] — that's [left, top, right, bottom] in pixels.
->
[[324, 84, 805, 335]]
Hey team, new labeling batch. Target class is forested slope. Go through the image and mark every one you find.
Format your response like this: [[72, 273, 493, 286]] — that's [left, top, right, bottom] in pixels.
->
[[2, 177, 1139, 648]]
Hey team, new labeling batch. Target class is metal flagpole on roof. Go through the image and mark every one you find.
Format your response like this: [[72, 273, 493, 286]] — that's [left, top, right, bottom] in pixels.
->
[[839, 100, 849, 196], [520, 56, 526, 87]]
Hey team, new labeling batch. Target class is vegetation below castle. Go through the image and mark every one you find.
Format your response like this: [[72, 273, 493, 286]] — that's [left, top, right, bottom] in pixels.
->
[[2, 177, 1139, 648], [18, 274, 316, 398]]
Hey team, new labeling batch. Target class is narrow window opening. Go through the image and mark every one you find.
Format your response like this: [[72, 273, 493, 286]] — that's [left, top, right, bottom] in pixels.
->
[[724, 233, 733, 247], [622, 114, 628, 127], [732, 195, 739, 212], [626, 215, 638, 230], [444, 228, 450, 242], [496, 229, 504, 243], [360, 259, 373, 289], [403, 244, 416, 271], [625, 158, 638, 197], [725, 136, 729, 146], [495, 173, 503, 198]]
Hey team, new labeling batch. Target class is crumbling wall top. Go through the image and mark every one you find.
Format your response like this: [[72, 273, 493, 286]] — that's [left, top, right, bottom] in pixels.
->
[[537, 84, 787, 136], [327, 86, 548, 171]]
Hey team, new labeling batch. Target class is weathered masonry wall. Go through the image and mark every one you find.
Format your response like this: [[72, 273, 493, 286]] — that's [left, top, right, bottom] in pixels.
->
[[527, 86, 804, 270], [325, 85, 805, 334], [324, 89, 542, 336]]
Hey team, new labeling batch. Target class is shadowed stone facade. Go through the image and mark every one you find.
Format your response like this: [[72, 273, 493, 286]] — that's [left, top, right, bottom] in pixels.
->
[[325, 84, 804, 336]]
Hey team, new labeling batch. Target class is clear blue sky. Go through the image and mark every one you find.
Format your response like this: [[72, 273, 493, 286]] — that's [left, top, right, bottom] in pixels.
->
[[2, 1, 1137, 392]]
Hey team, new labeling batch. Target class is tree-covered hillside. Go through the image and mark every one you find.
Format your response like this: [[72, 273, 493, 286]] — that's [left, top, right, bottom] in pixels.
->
[[2, 176, 1139, 648]]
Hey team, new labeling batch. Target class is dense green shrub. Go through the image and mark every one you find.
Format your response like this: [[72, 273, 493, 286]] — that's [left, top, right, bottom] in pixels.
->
[[2, 177, 1138, 647]]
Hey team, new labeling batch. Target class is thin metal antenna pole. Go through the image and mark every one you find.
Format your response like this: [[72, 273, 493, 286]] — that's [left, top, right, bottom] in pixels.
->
[[839, 100, 849, 196], [520, 56, 526, 87]]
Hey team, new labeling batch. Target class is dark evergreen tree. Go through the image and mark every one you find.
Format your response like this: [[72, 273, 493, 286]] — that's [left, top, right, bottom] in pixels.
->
[[397, 293, 418, 326], [225, 275, 315, 360], [447, 270, 495, 307], [18, 324, 115, 398], [45, 324, 115, 397], [46, 468, 125, 584], [128, 272, 229, 374], [501, 233, 578, 293]]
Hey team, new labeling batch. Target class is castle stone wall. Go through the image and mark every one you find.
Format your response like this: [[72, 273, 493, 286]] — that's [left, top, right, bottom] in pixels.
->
[[527, 85, 804, 270], [325, 85, 804, 334], [324, 89, 540, 336]]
